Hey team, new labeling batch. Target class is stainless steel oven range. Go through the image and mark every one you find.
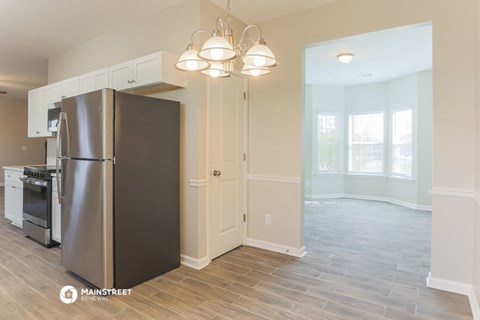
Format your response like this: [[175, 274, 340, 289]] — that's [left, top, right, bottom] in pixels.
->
[[21, 165, 58, 247]]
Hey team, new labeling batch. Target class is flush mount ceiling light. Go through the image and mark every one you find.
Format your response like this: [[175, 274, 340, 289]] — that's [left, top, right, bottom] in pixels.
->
[[175, 0, 277, 78], [337, 53, 355, 64]]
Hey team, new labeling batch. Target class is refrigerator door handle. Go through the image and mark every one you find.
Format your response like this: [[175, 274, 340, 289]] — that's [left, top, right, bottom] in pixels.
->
[[56, 111, 69, 202]]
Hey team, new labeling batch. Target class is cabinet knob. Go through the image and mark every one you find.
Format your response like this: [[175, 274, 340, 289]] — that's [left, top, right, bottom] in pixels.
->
[[212, 170, 222, 177], [35, 131, 40, 134]]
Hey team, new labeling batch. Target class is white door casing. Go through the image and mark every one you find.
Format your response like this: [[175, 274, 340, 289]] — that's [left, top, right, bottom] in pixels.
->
[[208, 74, 247, 260]]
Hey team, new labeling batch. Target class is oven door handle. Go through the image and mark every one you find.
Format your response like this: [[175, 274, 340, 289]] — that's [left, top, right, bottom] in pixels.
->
[[19, 176, 48, 187]]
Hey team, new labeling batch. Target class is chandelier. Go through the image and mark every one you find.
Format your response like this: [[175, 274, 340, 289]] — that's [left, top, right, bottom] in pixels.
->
[[175, 0, 277, 78]]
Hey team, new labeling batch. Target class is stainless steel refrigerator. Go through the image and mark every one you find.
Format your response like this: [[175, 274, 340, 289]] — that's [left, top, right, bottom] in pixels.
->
[[56, 88, 180, 289]]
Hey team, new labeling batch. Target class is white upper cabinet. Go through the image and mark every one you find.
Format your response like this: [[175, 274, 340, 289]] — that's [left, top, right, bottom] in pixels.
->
[[109, 61, 133, 91], [28, 88, 53, 137], [28, 51, 185, 137], [52, 77, 79, 102], [109, 51, 186, 91], [79, 68, 109, 94], [43, 76, 79, 106]]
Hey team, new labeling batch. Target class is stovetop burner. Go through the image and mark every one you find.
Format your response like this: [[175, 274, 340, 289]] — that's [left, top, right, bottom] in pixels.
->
[[24, 165, 57, 180]]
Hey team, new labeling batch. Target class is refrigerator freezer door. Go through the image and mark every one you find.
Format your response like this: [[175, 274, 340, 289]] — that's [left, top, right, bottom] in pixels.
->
[[60, 89, 114, 160], [61, 158, 113, 288], [114, 92, 180, 288]]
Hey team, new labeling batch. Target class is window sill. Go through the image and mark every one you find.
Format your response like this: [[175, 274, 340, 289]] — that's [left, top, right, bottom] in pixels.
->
[[346, 173, 387, 180], [314, 172, 343, 177], [313, 173, 417, 183], [388, 176, 416, 183]]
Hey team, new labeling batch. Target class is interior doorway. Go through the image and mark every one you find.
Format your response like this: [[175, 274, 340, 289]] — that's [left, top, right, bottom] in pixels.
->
[[302, 22, 433, 279], [303, 23, 432, 209]]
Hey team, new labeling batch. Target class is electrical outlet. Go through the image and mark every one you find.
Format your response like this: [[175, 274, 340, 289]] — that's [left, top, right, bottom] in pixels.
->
[[265, 214, 272, 225]]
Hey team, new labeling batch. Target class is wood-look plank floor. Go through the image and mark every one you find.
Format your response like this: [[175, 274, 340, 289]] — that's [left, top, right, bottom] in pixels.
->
[[0, 189, 472, 319]]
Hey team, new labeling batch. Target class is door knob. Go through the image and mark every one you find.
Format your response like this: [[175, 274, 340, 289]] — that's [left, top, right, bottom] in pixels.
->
[[212, 170, 222, 177]]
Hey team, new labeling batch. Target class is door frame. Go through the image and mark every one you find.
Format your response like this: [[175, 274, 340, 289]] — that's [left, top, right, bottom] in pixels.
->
[[205, 73, 249, 262]]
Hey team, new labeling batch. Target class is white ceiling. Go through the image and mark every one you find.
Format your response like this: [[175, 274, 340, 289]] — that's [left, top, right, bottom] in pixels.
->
[[3, 0, 428, 100], [305, 24, 432, 86], [209, 0, 338, 24], [0, 0, 187, 100], [1, 0, 338, 100]]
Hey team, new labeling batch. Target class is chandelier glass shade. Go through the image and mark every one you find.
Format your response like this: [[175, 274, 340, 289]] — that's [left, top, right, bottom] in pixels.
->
[[241, 64, 270, 77], [175, 46, 210, 71], [175, 0, 277, 78], [243, 42, 277, 68], [201, 62, 230, 78], [198, 35, 237, 61]]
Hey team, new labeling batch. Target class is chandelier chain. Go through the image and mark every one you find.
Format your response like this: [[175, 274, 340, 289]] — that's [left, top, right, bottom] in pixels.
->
[[226, 0, 231, 18]]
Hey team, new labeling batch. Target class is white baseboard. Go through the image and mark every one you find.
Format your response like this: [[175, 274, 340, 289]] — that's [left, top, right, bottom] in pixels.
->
[[426, 272, 480, 319], [469, 288, 480, 320], [180, 254, 210, 270], [426, 272, 472, 295], [246, 238, 307, 258], [305, 193, 432, 211]]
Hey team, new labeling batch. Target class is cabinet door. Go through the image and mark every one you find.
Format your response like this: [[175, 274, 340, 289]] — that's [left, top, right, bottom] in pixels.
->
[[133, 52, 163, 88], [53, 77, 79, 102], [28, 88, 52, 137], [52, 82, 65, 103], [52, 180, 61, 243], [63, 77, 79, 98], [79, 68, 109, 94], [4, 182, 23, 228], [12, 185, 23, 228], [4, 182, 16, 222], [109, 61, 133, 91]]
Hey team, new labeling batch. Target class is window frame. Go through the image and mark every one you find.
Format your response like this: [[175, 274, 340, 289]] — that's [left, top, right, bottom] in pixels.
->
[[389, 107, 415, 180], [313, 112, 340, 174], [347, 111, 386, 175]]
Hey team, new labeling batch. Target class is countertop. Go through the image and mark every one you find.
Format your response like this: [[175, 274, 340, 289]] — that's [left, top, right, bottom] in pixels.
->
[[3, 165, 26, 172], [3, 164, 54, 173]]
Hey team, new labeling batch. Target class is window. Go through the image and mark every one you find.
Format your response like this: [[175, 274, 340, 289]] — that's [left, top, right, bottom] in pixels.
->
[[348, 113, 384, 173], [316, 114, 337, 172], [392, 109, 413, 177]]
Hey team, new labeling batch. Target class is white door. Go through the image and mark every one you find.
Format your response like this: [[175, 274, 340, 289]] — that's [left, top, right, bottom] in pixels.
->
[[208, 74, 246, 259]]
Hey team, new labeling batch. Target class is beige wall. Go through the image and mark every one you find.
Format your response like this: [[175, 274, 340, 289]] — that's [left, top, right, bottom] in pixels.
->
[[248, 0, 476, 285], [0, 97, 46, 181], [474, 0, 480, 307]]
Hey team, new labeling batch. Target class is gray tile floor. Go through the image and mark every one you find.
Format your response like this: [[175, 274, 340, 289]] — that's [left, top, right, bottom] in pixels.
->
[[303, 198, 472, 319], [0, 187, 473, 319]]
